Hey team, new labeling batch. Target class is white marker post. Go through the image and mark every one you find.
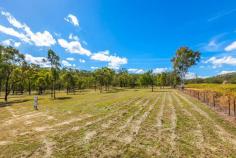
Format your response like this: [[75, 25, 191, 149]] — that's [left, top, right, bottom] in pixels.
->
[[34, 96, 38, 110]]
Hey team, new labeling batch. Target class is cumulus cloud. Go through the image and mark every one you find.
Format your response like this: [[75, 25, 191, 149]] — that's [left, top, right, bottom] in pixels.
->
[[128, 68, 144, 74], [91, 66, 98, 70], [185, 72, 196, 79], [24, 54, 50, 67], [79, 59, 85, 63], [218, 70, 236, 75], [225, 41, 236, 51], [90, 50, 128, 69], [153, 67, 168, 74], [69, 33, 79, 41], [62, 60, 72, 67], [64, 14, 79, 27], [205, 56, 236, 67], [66, 57, 75, 61], [1, 39, 21, 47], [0, 11, 56, 47], [0, 25, 31, 43], [58, 38, 92, 56]]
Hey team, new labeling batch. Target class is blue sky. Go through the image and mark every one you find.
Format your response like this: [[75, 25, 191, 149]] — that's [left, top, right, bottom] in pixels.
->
[[0, 0, 236, 78]]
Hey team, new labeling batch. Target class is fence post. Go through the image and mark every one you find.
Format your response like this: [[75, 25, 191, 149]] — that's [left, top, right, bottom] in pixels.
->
[[203, 92, 206, 103], [228, 96, 231, 116], [198, 91, 200, 100], [234, 98, 236, 117], [213, 94, 215, 108]]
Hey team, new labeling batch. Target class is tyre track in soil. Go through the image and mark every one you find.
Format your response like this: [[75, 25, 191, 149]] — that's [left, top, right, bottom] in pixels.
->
[[118, 92, 165, 157], [2, 97, 142, 157], [31, 97, 144, 157], [172, 92, 205, 157], [115, 95, 160, 157], [78, 94, 158, 157], [155, 92, 166, 141], [81, 98, 148, 143], [176, 91, 236, 148], [151, 92, 177, 157], [51, 98, 149, 157], [177, 91, 236, 148], [168, 92, 177, 156], [29, 96, 141, 134]]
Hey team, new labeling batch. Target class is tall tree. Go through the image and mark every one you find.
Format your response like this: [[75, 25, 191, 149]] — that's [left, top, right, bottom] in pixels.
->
[[0, 46, 25, 102], [171, 47, 200, 88], [62, 69, 76, 94], [95, 67, 114, 92], [141, 71, 156, 92], [47, 49, 60, 99]]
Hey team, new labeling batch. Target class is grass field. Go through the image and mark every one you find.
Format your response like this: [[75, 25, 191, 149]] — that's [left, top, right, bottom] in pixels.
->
[[186, 84, 236, 96], [1, 89, 236, 157]]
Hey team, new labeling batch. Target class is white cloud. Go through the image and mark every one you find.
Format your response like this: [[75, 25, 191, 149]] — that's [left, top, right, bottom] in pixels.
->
[[69, 33, 79, 41], [153, 67, 168, 74], [66, 57, 75, 61], [58, 38, 92, 56], [225, 41, 236, 51], [201, 39, 226, 52], [79, 59, 85, 63], [62, 60, 72, 67], [91, 66, 98, 70], [24, 54, 50, 67], [218, 70, 236, 75], [0, 25, 31, 43], [205, 56, 236, 67], [1, 39, 21, 47], [91, 50, 110, 61], [29, 31, 56, 47], [208, 8, 236, 22], [198, 75, 209, 79], [82, 40, 88, 45], [90, 50, 128, 69], [64, 14, 79, 27], [128, 68, 144, 74], [185, 72, 196, 79], [1, 11, 56, 47]]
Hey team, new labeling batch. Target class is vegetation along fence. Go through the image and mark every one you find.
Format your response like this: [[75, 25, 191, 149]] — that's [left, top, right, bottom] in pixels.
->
[[180, 88, 236, 117]]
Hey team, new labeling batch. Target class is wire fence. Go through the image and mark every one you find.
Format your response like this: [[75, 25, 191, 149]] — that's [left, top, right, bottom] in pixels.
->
[[179, 88, 236, 117]]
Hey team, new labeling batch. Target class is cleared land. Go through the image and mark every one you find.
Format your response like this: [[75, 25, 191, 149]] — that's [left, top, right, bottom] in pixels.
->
[[0, 89, 236, 158], [186, 84, 236, 96]]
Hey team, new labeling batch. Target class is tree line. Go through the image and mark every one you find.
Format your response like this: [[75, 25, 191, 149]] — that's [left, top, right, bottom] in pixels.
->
[[0, 45, 200, 102]]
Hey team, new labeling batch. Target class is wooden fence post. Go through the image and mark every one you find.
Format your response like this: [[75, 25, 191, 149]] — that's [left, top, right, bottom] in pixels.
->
[[203, 92, 206, 102], [213, 94, 215, 108], [228, 96, 231, 116], [234, 98, 236, 117]]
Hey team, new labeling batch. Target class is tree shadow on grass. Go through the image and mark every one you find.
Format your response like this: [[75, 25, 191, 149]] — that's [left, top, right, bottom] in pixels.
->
[[56, 97, 72, 100], [0, 99, 31, 108], [106, 88, 128, 93]]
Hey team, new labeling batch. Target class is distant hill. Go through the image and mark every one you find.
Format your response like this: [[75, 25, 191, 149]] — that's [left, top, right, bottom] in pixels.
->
[[186, 72, 236, 84]]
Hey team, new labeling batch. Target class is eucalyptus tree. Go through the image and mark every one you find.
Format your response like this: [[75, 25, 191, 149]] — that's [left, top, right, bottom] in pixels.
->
[[25, 64, 39, 95], [118, 68, 129, 88], [0, 46, 25, 102], [141, 71, 156, 92], [62, 68, 76, 94], [47, 49, 60, 99], [171, 47, 200, 88], [94, 67, 114, 92]]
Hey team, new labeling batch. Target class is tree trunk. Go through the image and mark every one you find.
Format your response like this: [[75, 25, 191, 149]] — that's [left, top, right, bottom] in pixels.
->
[[28, 79, 31, 95], [0, 79, 2, 96], [53, 82, 56, 99], [4, 74, 10, 102], [51, 80, 53, 98]]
